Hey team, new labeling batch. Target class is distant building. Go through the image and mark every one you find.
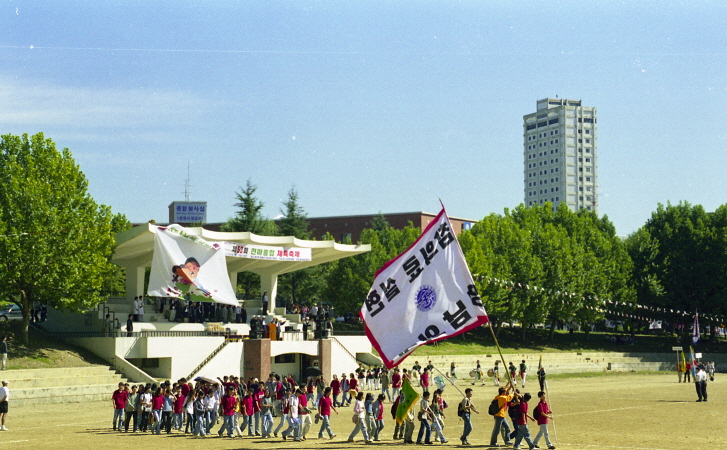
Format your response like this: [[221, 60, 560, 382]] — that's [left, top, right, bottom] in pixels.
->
[[306, 212, 477, 243], [168, 200, 207, 224], [523, 98, 598, 213]]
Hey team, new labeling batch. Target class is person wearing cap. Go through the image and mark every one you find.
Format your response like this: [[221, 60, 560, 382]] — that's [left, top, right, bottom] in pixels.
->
[[0, 380, 9, 431]]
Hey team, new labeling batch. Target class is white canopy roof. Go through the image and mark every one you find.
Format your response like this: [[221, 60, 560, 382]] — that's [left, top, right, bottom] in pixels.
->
[[111, 223, 371, 311]]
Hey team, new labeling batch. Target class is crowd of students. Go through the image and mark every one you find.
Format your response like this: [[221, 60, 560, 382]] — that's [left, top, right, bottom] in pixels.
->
[[109, 362, 556, 448]]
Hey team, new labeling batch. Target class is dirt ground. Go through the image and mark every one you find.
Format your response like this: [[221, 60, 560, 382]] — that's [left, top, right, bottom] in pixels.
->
[[1, 372, 720, 450]]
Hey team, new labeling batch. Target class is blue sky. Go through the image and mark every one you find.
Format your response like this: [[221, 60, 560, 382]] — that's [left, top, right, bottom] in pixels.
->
[[1, 1, 725, 236]]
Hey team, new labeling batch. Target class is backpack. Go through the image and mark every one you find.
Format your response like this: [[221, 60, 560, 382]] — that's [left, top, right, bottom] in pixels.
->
[[457, 402, 464, 417], [508, 402, 520, 421], [533, 403, 541, 420], [488, 398, 501, 416]]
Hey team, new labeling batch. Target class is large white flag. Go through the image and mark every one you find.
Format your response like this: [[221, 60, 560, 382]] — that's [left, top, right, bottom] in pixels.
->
[[361, 208, 488, 368], [147, 225, 238, 306]]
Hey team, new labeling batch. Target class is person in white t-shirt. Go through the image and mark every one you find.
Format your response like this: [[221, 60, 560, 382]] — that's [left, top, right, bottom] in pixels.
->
[[282, 389, 301, 441], [0, 380, 9, 431]]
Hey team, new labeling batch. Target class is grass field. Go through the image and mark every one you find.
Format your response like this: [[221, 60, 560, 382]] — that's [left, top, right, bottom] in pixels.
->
[[2, 372, 720, 450]]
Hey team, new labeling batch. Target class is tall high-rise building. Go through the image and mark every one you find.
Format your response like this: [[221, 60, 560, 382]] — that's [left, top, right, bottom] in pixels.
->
[[523, 98, 598, 213]]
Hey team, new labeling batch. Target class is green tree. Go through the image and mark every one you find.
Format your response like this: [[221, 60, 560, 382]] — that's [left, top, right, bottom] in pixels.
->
[[0, 133, 118, 343], [100, 213, 133, 294], [629, 201, 727, 337], [463, 203, 633, 340], [278, 187, 310, 239], [222, 179, 278, 235], [277, 187, 314, 305], [321, 222, 420, 314], [222, 179, 278, 299]]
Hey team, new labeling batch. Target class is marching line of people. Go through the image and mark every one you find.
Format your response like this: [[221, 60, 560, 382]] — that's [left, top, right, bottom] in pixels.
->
[[109, 363, 556, 448]]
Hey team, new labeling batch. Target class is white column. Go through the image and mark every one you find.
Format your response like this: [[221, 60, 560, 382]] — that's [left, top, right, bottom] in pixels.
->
[[229, 270, 238, 295], [123, 264, 146, 314], [259, 272, 279, 315]]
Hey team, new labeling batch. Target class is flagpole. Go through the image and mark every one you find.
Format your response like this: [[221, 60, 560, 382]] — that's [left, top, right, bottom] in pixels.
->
[[540, 356, 558, 444], [433, 366, 466, 398], [485, 322, 517, 389]]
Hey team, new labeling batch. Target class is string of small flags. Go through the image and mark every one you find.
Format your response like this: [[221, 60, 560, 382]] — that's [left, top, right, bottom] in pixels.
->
[[475, 275, 726, 324]]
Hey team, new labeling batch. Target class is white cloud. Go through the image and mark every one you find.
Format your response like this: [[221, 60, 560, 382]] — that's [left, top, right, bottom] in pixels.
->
[[0, 75, 209, 129]]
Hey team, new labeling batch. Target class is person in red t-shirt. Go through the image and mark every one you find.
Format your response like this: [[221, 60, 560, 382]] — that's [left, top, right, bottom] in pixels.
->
[[150, 388, 165, 435], [330, 374, 341, 407], [373, 393, 386, 441], [420, 370, 430, 394], [512, 393, 535, 449], [172, 386, 185, 431], [252, 385, 264, 436], [532, 391, 555, 449], [242, 389, 254, 436], [217, 386, 238, 438], [317, 386, 338, 439], [391, 368, 402, 400], [347, 374, 359, 406], [111, 383, 128, 431], [298, 389, 312, 439]]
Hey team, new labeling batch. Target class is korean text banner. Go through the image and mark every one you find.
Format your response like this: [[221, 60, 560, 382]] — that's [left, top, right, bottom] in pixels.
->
[[361, 208, 488, 369], [222, 243, 312, 261], [147, 225, 238, 306]]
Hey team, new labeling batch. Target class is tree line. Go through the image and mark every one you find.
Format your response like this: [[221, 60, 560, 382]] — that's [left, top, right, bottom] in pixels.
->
[[3, 132, 726, 343]]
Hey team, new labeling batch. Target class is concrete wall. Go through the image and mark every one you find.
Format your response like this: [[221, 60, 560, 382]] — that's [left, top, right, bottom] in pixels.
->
[[270, 340, 319, 357], [330, 337, 363, 377], [196, 341, 244, 379]]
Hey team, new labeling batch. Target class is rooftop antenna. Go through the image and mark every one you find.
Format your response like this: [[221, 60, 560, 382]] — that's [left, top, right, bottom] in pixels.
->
[[183, 161, 191, 201]]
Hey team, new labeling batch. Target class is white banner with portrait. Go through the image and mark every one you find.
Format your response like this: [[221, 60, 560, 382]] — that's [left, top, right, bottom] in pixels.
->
[[147, 225, 238, 305]]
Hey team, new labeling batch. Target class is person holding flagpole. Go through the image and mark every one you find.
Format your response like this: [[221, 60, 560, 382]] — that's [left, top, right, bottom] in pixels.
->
[[490, 385, 514, 447]]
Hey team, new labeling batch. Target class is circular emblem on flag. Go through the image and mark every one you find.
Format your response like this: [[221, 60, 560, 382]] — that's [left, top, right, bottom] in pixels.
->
[[415, 285, 437, 312]]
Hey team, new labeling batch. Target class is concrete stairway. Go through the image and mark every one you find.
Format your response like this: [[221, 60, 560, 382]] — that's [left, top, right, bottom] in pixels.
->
[[2, 366, 129, 406]]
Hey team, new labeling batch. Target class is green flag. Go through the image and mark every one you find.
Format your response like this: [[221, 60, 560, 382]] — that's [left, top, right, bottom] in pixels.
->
[[396, 376, 420, 425]]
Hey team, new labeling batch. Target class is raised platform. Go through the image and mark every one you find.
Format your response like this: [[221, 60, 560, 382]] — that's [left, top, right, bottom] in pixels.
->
[[412, 352, 726, 377]]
